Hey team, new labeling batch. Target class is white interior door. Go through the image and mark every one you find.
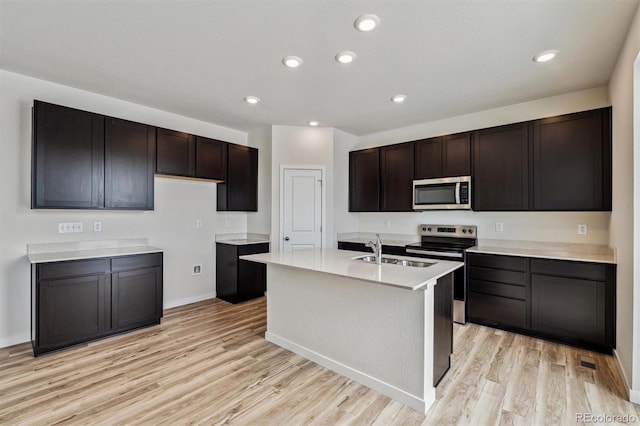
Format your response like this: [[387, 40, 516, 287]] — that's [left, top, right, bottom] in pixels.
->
[[282, 168, 323, 253]]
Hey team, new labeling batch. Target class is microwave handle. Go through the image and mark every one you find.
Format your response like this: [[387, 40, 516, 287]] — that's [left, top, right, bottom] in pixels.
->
[[455, 182, 461, 204]]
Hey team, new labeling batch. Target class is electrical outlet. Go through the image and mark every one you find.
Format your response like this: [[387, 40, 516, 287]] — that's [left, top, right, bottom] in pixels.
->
[[196, 219, 202, 229], [578, 224, 588, 235], [58, 222, 83, 233], [495, 222, 504, 232], [225, 219, 231, 228], [192, 264, 202, 275], [384, 220, 391, 228], [93, 222, 102, 232]]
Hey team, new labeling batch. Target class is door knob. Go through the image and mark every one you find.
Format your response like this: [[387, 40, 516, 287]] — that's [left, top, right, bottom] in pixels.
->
[[284, 236, 290, 241]]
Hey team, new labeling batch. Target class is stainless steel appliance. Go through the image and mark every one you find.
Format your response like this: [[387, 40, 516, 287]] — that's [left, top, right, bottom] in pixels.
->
[[412, 176, 471, 210], [405, 224, 477, 324]]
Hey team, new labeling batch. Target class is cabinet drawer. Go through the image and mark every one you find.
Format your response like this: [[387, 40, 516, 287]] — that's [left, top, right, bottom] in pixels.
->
[[468, 279, 526, 300], [111, 253, 163, 272], [468, 291, 527, 329], [38, 258, 109, 280], [467, 266, 526, 286], [467, 253, 527, 271], [530, 259, 606, 281], [238, 243, 270, 256]]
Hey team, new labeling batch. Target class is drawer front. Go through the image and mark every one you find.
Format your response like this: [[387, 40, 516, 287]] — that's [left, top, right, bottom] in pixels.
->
[[111, 253, 163, 272], [238, 243, 270, 256], [38, 258, 109, 280], [467, 266, 526, 286], [468, 279, 526, 300], [467, 253, 527, 271], [468, 291, 527, 329], [530, 258, 607, 281], [338, 242, 367, 252]]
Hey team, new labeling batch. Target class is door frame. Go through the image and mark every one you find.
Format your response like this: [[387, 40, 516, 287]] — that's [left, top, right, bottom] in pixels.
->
[[279, 165, 326, 252]]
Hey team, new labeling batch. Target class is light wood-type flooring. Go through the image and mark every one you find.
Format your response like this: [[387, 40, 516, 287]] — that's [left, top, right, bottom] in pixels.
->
[[1, 297, 637, 425]]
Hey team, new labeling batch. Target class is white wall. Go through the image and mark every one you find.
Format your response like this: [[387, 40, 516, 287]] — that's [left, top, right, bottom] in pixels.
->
[[270, 126, 334, 252], [247, 126, 272, 235], [609, 3, 640, 400], [0, 70, 248, 347], [355, 87, 612, 245], [332, 129, 360, 239]]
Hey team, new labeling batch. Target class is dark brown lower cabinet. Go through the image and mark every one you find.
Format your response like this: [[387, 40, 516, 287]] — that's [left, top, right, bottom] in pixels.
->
[[433, 272, 453, 386], [216, 242, 269, 303], [32, 253, 163, 356], [467, 252, 615, 353]]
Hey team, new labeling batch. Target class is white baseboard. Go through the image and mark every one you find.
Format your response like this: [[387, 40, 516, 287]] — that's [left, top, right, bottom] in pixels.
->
[[0, 332, 30, 349], [613, 348, 636, 403], [163, 292, 215, 310], [265, 331, 435, 414]]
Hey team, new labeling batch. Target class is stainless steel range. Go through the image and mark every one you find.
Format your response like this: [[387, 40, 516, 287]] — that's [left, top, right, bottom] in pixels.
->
[[405, 224, 477, 324]]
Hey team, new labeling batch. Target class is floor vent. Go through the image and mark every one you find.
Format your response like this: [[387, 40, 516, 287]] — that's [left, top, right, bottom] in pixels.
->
[[580, 357, 597, 370]]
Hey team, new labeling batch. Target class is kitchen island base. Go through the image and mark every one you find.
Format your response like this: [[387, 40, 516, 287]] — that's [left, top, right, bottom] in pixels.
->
[[264, 264, 453, 414]]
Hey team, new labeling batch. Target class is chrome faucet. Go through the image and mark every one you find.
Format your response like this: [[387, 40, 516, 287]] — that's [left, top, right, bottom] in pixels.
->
[[365, 234, 383, 265]]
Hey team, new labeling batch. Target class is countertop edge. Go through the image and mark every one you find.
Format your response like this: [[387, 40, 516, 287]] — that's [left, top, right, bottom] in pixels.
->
[[28, 246, 164, 264], [467, 246, 616, 264]]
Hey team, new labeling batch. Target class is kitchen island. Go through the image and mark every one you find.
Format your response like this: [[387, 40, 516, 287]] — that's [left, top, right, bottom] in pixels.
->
[[241, 248, 463, 413]]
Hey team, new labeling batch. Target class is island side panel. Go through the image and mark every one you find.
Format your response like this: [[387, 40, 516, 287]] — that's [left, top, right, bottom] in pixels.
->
[[265, 264, 434, 412], [432, 272, 453, 386]]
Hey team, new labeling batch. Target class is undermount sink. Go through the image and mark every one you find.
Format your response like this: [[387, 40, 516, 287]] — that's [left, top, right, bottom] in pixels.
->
[[353, 255, 434, 268]]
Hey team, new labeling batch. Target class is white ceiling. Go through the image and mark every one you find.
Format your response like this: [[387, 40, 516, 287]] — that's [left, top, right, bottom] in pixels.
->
[[1, 0, 638, 136]]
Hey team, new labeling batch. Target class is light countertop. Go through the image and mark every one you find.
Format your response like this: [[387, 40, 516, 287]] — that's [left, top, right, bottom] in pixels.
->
[[215, 233, 270, 245], [27, 238, 163, 264], [337, 232, 419, 247], [468, 239, 615, 264], [241, 248, 463, 291]]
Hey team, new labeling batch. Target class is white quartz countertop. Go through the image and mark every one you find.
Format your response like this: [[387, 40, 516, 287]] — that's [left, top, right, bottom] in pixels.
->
[[27, 239, 163, 264], [337, 232, 418, 247], [241, 248, 463, 291], [215, 233, 270, 245], [468, 239, 615, 264]]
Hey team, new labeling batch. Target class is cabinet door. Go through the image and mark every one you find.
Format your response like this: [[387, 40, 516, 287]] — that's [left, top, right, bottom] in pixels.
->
[[111, 266, 163, 330], [38, 273, 108, 350], [156, 128, 195, 177], [472, 123, 529, 211], [414, 137, 442, 179], [32, 100, 104, 209], [380, 143, 414, 211], [532, 109, 608, 211], [195, 136, 227, 180], [216, 243, 239, 302], [443, 132, 471, 177], [349, 148, 380, 212], [105, 118, 156, 210], [217, 144, 258, 211]]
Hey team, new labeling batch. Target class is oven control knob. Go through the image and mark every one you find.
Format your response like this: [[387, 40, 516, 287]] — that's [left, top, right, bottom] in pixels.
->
[[462, 229, 467, 234], [422, 227, 427, 232], [427, 227, 432, 232], [468, 229, 473, 234]]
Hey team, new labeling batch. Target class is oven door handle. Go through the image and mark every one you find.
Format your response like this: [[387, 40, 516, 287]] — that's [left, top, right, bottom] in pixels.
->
[[406, 248, 463, 259]]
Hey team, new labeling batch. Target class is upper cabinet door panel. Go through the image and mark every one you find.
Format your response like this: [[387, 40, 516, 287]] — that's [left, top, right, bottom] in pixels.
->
[[32, 101, 104, 209], [105, 118, 155, 210], [217, 144, 257, 211], [195, 136, 227, 180], [414, 137, 442, 179], [380, 143, 414, 211], [472, 123, 529, 211], [532, 109, 608, 211], [156, 128, 195, 177], [443, 132, 471, 177], [349, 148, 380, 212]]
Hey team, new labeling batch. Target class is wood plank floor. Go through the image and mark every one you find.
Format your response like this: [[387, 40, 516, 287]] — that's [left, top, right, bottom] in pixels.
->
[[0, 297, 637, 425]]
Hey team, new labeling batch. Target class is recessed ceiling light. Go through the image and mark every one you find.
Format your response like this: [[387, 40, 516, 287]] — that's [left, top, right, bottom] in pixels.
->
[[244, 96, 260, 104], [308, 120, 319, 126], [391, 94, 407, 103], [336, 51, 357, 64], [355, 14, 380, 32], [283, 56, 303, 68], [533, 50, 558, 63]]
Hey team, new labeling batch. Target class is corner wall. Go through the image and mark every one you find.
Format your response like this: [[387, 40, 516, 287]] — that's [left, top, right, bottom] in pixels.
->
[[0, 70, 248, 348]]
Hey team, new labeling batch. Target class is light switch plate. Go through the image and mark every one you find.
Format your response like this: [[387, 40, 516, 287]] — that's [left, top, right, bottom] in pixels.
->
[[495, 222, 504, 232], [93, 222, 102, 232], [578, 224, 588, 235]]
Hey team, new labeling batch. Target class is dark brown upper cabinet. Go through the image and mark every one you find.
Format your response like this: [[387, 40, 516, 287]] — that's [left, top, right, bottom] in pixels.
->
[[195, 136, 227, 181], [349, 148, 380, 212], [472, 123, 529, 211], [32, 101, 105, 209], [414, 133, 470, 179], [156, 128, 195, 177], [217, 144, 258, 211], [105, 118, 155, 210], [532, 108, 611, 211], [380, 143, 414, 211]]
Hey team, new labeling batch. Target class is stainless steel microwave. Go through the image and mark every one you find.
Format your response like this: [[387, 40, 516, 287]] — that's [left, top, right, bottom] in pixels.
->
[[413, 176, 472, 210]]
